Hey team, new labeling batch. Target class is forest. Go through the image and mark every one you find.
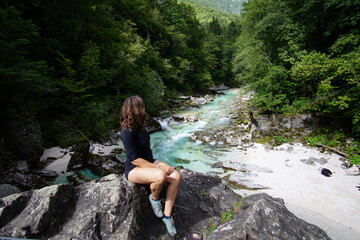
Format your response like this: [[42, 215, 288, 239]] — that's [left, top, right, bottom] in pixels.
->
[[0, 0, 238, 147], [1, 0, 359, 155]]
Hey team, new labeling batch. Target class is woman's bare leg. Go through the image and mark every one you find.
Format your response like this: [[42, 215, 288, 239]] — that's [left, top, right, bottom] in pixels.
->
[[164, 170, 181, 216], [128, 167, 166, 199]]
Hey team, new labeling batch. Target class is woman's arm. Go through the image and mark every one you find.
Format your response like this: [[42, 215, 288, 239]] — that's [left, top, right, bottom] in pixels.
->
[[132, 159, 174, 176], [131, 158, 157, 168], [154, 160, 174, 175]]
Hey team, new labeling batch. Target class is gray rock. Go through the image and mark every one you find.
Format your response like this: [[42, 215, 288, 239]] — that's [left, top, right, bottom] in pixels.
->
[[208, 193, 330, 240], [0, 170, 331, 240], [300, 158, 316, 166], [14, 161, 29, 173], [172, 114, 185, 121], [0, 184, 75, 238], [67, 142, 90, 171], [34, 169, 58, 178], [228, 173, 269, 190], [312, 157, 328, 165], [0, 191, 31, 228], [146, 117, 163, 133], [0, 184, 21, 198], [223, 161, 273, 173], [146, 169, 242, 239], [49, 174, 150, 240], [0, 171, 46, 190]]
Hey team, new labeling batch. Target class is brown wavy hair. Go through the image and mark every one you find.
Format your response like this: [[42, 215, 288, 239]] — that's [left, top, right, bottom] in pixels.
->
[[120, 95, 146, 131]]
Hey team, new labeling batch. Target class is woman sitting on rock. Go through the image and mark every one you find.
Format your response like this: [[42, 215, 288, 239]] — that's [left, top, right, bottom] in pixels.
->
[[120, 95, 181, 236]]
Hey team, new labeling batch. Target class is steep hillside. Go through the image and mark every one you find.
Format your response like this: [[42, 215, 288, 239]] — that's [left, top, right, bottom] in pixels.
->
[[180, 0, 246, 14], [179, 0, 244, 24]]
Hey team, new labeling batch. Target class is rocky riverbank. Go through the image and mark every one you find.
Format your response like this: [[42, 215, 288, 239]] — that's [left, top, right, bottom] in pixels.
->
[[1, 88, 358, 239], [0, 169, 330, 239]]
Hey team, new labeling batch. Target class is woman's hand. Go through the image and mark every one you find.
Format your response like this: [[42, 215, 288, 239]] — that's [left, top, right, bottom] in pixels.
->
[[158, 162, 174, 176]]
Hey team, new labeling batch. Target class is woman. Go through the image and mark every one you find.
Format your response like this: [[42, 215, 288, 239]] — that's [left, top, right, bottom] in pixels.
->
[[120, 95, 181, 236]]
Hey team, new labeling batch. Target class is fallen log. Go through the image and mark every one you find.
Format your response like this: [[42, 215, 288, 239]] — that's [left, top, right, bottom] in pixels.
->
[[315, 143, 350, 158]]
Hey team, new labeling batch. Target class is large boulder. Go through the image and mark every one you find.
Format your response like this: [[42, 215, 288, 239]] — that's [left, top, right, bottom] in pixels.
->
[[0, 191, 31, 228], [50, 174, 151, 240], [145, 169, 242, 239], [0, 184, 75, 238], [0, 170, 331, 240], [208, 193, 330, 240]]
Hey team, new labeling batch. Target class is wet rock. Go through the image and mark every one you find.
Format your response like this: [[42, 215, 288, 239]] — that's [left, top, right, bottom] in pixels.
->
[[0, 184, 21, 198], [110, 148, 123, 154], [173, 114, 185, 121], [146, 117, 163, 133], [191, 97, 206, 105], [34, 170, 58, 178], [208, 193, 330, 240], [86, 153, 124, 176], [173, 157, 191, 164], [0, 184, 75, 238], [66, 172, 94, 186], [212, 162, 223, 169], [67, 142, 90, 171]]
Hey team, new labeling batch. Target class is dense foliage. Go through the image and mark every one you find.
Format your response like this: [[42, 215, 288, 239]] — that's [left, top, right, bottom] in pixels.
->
[[233, 0, 360, 136], [0, 0, 239, 146]]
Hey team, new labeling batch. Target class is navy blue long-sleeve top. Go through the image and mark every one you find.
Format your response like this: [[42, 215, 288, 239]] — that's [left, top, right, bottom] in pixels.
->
[[121, 127, 155, 179]]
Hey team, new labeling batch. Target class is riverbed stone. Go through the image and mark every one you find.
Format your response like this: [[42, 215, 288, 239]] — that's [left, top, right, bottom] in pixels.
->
[[208, 193, 330, 240], [223, 161, 273, 173], [312, 157, 328, 165], [300, 158, 316, 166]]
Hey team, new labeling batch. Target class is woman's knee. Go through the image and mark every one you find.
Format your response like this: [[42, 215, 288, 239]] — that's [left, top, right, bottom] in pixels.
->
[[169, 170, 181, 184], [154, 169, 167, 184]]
